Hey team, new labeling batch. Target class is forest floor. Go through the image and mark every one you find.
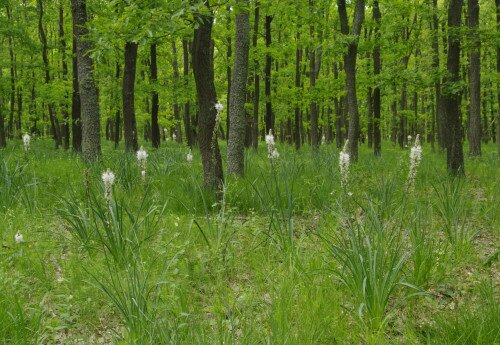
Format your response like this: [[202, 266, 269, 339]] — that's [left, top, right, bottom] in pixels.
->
[[0, 139, 499, 344]]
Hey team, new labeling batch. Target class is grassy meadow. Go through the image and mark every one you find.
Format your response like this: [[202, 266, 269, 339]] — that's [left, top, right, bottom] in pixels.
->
[[0, 138, 499, 344]]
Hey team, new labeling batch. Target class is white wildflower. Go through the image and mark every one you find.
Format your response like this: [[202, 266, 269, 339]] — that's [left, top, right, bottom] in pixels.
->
[[266, 130, 279, 160], [172, 133, 177, 142], [141, 170, 146, 180], [136, 146, 148, 171], [186, 149, 193, 163], [102, 169, 115, 202], [215, 102, 224, 123], [408, 134, 412, 143], [322, 135, 326, 145], [339, 140, 350, 189], [215, 102, 224, 113], [23, 133, 31, 152], [15, 231, 23, 243], [407, 134, 422, 190]]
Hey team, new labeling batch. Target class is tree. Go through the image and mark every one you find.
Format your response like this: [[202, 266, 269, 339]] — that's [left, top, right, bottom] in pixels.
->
[[123, 41, 139, 152], [468, 0, 481, 156], [38, 0, 61, 149], [150, 43, 160, 148], [72, 0, 101, 161], [227, 0, 251, 176], [443, 0, 465, 174], [264, 14, 274, 134], [337, 0, 365, 161], [373, 0, 382, 157], [192, 1, 224, 190]]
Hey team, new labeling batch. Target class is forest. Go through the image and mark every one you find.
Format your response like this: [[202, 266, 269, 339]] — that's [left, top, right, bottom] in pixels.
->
[[0, 0, 499, 343]]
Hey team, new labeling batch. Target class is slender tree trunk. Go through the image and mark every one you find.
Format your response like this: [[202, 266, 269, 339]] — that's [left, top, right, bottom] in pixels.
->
[[295, 31, 302, 151], [432, 0, 445, 151], [497, 0, 500, 153], [114, 62, 121, 148], [309, 2, 319, 151], [444, 0, 465, 174], [226, 6, 232, 140], [367, 87, 373, 148], [337, 0, 365, 161], [227, 0, 250, 176], [252, 2, 260, 150], [172, 41, 182, 143], [150, 44, 160, 148], [333, 62, 343, 149], [264, 15, 274, 134], [71, 36, 82, 152], [468, 0, 481, 156], [0, 68, 5, 148], [182, 40, 193, 147], [38, 0, 62, 148], [123, 41, 139, 152], [72, 0, 101, 160], [192, 2, 224, 190], [59, 2, 70, 149], [373, 0, 382, 156]]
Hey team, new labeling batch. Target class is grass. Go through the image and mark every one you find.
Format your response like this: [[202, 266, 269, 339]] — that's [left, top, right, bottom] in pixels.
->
[[0, 138, 498, 344]]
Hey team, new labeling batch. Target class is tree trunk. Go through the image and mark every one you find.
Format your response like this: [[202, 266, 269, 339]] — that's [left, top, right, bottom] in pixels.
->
[[0, 68, 5, 148], [468, 0, 481, 156], [432, 0, 445, 151], [71, 36, 82, 152], [114, 62, 121, 148], [309, 3, 319, 151], [373, 0, 382, 156], [444, 0, 465, 175], [252, 2, 260, 150], [192, 2, 224, 190], [59, 2, 70, 149], [226, 5, 232, 140], [227, 0, 250, 176], [497, 0, 500, 154], [38, 0, 62, 149], [172, 41, 183, 143], [337, 0, 365, 161], [72, 0, 101, 160], [123, 41, 139, 152], [264, 15, 274, 134], [182, 40, 193, 147], [150, 43, 160, 148], [367, 87, 373, 148], [295, 31, 302, 151]]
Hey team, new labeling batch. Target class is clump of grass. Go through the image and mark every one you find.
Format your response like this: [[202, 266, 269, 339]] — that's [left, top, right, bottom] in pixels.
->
[[325, 197, 416, 336]]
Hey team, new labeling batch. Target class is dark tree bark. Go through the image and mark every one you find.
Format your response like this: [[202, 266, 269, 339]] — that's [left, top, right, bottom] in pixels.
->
[[226, 5, 232, 140], [367, 87, 373, 148], [114, 62, 121, 148], [59, 2, 70, 149], [294, 30, 302, 151], [38, 0, 62, 148], [337, 0, 365, 161], [252, 2, 260, 150], [227, 0, 250, 176], [497, 0, 500, 154], [192, 2, 224, 190], [309, 1, 319, 151], [172, 41, 182, 143], [373, 0, 382, 156], [468, 0, 481, 156], [150, 44, 160, 148], [72, 0, 101, 160], [444, 0, 465, 174], [0, 68, 5, 148], [182, 40, 193, 147], [123, 41, 139, 152], [333, 62, 343, 149], [264, 15, 274, 134], [431, 0, 445, 151], [71, 37, 82, 152]]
